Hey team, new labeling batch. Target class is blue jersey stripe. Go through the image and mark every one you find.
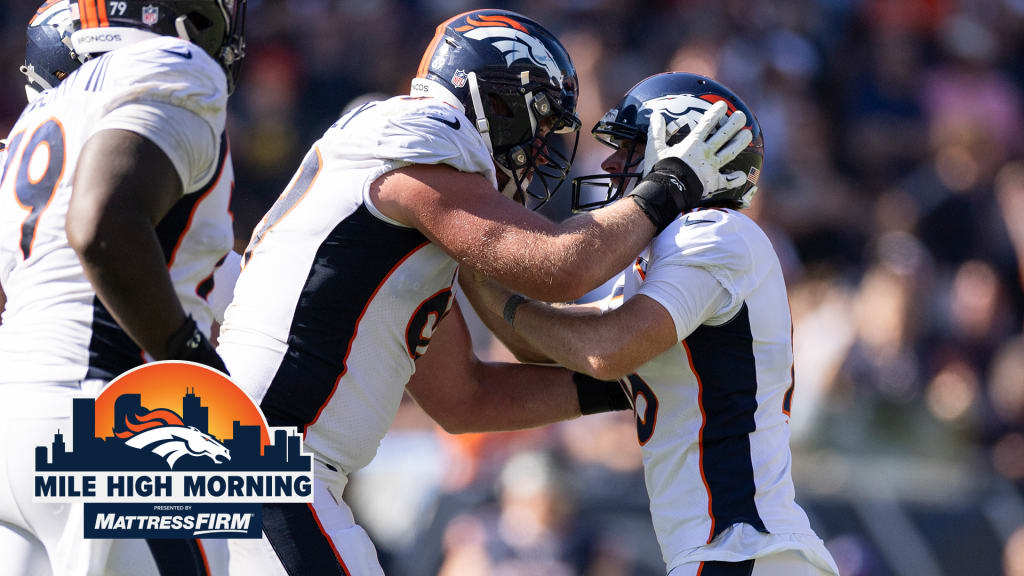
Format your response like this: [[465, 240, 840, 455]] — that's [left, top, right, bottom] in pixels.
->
[[686, 303, 766, 541]]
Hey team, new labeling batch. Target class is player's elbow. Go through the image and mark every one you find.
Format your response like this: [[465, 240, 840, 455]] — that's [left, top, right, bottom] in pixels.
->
[[531, 268, 590, 302], [435, 415, 477, 435], [584, 358, 630, 382], [431, 400, 487, 434], [65, 202, 104, 261], [582, 343, 636, 381]]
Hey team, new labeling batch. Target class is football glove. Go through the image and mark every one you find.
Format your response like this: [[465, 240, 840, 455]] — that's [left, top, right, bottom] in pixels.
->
[[643, 101, 752, 198]]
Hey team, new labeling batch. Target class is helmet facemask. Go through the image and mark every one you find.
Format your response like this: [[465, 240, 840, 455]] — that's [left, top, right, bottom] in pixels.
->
[[467, 69, 580, 210], [571, 120, 648, 212]]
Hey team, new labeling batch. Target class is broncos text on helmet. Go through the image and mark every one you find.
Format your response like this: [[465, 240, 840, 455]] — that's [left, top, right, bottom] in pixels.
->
[[412, 9, 581, 207], [69, 0, 246, 92], [572, 72, 764, 212], [22, 0, 84, 102]]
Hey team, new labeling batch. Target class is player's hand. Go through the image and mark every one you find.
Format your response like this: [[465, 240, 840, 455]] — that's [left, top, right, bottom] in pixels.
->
[[166, 315, 229, 375], [643, 101, 752, 198]]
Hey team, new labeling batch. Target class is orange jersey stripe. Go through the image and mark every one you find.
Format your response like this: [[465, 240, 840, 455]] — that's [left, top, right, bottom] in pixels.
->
[[683, 340, 715, 544], [305, 503, 352, 576], [195, 540, 211, 575]]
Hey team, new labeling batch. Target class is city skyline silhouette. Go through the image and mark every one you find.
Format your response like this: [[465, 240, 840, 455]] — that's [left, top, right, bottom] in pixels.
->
[[36, 391, 311, 472]]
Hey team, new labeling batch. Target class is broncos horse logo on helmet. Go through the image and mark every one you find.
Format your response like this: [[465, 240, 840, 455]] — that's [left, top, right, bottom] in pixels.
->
[[572, 73, 764, 212], [412, 9, 581, 207], [69, 0, 246, 92], [113, 395, 231, 469]]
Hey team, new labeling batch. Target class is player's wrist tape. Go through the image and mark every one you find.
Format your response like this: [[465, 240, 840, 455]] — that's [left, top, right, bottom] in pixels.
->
[[628, 157, 702, 234], [574, 372, 632, 415], [503, 294, 530, 326], [166, 315, 229, 375]]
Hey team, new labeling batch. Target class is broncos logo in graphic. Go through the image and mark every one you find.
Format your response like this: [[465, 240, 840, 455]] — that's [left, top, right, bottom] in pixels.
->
[[113, 396, 230, 469]]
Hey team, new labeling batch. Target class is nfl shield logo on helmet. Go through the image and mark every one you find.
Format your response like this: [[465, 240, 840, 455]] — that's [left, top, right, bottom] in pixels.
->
[[142, 5, 159, 26], [451, 69, 468, 88]]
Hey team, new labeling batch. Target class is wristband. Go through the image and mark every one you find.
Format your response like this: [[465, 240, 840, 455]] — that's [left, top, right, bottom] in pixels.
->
[[503, 294, 529, 326], [166, 315, 229, 374], [627, 157, 703, 234], [574, 372, 632, 415]]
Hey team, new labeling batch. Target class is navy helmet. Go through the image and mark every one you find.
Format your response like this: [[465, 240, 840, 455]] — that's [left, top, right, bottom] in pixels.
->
[[572, 73, 764, 212], [22, 0, 83, 101], [412, 9, 581, 207], [70, 0, 247, 93]]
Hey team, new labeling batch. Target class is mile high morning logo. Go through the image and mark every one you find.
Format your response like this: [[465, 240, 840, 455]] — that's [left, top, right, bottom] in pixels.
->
[[33, 362, 314, 539]]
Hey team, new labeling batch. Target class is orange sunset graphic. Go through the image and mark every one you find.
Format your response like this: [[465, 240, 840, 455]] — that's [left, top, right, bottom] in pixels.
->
[[94, 362, 271, 449]]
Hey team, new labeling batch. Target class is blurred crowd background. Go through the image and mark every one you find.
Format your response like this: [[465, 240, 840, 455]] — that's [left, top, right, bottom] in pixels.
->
[[2, 0, 1024, 574]]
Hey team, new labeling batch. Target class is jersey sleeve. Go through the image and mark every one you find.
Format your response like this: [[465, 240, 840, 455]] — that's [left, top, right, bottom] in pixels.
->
[[93, 102, 219, 193], [643, 209, 761, 330], [90, 37, 227, 194], [637, 264, 732, 340], [374, 100, 496, 185]]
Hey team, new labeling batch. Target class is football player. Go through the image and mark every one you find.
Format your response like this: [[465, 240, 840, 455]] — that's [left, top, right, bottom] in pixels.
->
[[217, 10, 750, 576], [0, 0, 245, 574], [462, 73, 841, 575]]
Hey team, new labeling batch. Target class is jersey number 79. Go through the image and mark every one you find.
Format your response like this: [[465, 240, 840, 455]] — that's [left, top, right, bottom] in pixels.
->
[[2, 118, 66, 260]]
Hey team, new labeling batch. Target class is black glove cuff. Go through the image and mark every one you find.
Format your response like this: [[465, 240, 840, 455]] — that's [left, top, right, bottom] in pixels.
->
[[574, 372, 632, 415], [627, 158, 703, 234], [166, 315, 229, 374]]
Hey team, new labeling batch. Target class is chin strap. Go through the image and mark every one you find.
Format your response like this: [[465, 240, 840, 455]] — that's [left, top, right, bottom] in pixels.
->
[[20, 64, 53, 93], [467, 71, 492, 152], [174, 15, 192, 43]]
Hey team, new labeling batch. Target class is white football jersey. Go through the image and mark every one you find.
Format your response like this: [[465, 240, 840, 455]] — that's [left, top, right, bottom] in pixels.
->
[[0, 36, 234, 383], [609, 208, 837, 573], [218, 96, 495, 475]]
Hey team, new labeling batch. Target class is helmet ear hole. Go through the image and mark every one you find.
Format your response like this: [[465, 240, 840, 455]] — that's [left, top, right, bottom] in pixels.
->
[[187, 12, 214, 32], [486, 93, 513, 118]]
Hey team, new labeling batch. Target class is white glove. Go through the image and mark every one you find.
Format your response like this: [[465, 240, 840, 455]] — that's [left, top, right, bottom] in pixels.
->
[[643, 101, 752, 196]]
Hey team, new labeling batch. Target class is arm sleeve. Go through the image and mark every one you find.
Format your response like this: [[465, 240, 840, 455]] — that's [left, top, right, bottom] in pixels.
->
[[91, 101, 220, 195], [637, 264, 733, 341]]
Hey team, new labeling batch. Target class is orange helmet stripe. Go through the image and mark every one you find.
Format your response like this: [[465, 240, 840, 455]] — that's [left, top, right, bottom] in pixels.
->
[[95, 0, 109, 27], [29, 0, 63, 25], [416, 10, 474, 79], [699, 94, 737, 115], [475, 13, 528, 32], [79, 0, 98, 29]]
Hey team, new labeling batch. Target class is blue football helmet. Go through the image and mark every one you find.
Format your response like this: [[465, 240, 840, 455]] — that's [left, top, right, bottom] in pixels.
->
[[21, 0, 83, 101], [69, 0, 247, 93], [572, 73, 764, 212], [411, 9, 581, 207]]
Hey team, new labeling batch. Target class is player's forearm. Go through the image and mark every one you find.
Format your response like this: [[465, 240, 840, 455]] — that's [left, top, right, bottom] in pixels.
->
[[448, 362, 580, 433], [480, 199, 655, 302], [458, 272, 552, 363], [508, 302, 625, 379], [70, 213, 187, 359]]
